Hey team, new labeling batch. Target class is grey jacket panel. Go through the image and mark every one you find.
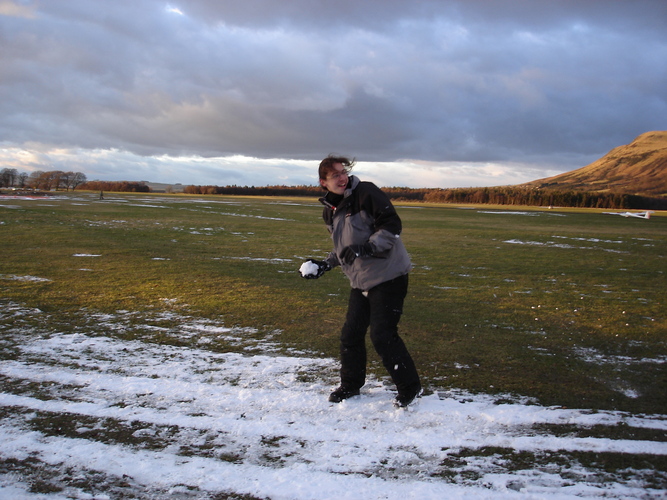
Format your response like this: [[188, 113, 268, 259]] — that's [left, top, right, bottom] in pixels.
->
[[320, 176, 412, 291]]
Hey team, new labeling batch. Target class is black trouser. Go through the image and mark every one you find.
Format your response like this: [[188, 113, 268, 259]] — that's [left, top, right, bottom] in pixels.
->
[[339, 274, 420, 395]]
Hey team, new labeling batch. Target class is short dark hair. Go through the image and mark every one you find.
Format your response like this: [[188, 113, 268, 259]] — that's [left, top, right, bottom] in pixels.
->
[[318, 155, 355, 181]]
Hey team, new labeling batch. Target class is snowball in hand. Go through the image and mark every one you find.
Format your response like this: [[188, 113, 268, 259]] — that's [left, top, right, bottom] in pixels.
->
[[299, 260, 320, 277]]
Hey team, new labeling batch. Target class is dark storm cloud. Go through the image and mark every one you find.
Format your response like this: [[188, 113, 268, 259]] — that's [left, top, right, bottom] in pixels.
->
[[0, 0, 665, 186], [182, 0, 667, 34]]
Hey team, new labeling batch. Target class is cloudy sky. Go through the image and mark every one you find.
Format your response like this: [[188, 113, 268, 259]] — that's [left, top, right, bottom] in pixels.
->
[[1, 0, 666, 189]]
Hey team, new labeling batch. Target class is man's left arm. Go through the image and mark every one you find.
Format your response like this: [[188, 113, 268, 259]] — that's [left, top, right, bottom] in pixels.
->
[[339, 183, 403, 265], [362, 184, 402, 255]]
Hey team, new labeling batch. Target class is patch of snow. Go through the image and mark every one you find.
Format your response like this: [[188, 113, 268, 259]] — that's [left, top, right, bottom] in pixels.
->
[[503, 239, 629, 254], [478, 211, 539, 216], [0, 274, 51, 282], [218, 256, 294, 264]]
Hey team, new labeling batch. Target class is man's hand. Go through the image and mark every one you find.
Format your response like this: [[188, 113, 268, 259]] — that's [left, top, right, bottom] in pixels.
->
[[299, 259, 331, 279], [339, 243, 373, 265]]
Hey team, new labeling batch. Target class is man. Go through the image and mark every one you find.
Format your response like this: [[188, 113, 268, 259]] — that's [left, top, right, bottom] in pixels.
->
[[300, 155, 422, 407]]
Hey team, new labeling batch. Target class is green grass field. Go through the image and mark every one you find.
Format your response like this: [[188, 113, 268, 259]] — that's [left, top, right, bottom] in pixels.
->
[[2, 192, 665, 414]]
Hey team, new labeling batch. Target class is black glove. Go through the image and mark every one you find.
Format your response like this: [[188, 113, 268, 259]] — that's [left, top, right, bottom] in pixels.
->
[[339, 243, 373, 265], [299, 259, 331, 279]]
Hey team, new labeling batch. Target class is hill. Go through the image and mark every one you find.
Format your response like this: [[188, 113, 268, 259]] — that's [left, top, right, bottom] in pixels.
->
[[523, 131, 667, 197]]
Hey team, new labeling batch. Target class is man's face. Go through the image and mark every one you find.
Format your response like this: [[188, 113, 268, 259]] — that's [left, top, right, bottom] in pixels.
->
[[319, 163, 348, 195]]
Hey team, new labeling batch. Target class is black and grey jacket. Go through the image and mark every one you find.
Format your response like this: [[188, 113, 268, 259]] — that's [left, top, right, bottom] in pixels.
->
[[320, 175, 412, 291]]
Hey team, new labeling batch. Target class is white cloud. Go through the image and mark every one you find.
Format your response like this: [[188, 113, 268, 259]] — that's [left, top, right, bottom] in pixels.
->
[[0, 146, 572, 188], [356, 160, 567, 189], [165, 5, 184, 16], [0, 0, 35, 18]]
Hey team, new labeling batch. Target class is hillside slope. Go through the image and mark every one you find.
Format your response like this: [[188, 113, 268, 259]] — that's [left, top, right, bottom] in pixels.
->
[[523, 131, 667, 197]]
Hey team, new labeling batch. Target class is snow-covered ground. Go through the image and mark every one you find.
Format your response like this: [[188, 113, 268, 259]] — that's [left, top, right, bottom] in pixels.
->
[[1, 301, 666, 500]]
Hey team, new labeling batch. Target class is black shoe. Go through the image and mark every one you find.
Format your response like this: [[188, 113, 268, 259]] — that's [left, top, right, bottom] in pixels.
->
[[394, 385, 422, 408], [328, 386, 360, 403]]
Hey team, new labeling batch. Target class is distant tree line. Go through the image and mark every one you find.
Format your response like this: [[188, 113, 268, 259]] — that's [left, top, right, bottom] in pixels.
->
[[3, 168, 664, 209], [184, 184, 667, 210], [183, 184, 434, 200], [0, 168, 149, 193], [77, 180, 151, 193], [420, 187, 667, 210], [0, 168, 88, 191], [183, 184, 322, 196]]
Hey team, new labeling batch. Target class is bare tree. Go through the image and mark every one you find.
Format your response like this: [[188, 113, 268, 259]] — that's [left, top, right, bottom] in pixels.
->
[[51, 171, 64, 191], [71, 172, 87, 190], [18, 172, 29, 188], [0, 168, 18, 188], [58, 171, 71, 191], [28, 171, 44, 190]]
